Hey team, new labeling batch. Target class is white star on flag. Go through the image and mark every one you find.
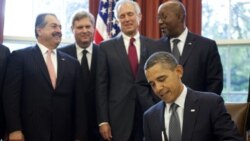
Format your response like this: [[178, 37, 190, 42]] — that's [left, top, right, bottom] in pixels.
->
[[94, 0, 121, 44]]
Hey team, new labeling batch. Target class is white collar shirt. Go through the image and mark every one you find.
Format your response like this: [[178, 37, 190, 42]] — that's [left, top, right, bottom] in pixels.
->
[[76, 43, 93, 70], [122, 32, 141, 62], [37, 42, 58, 76], [164, 85, 187, 138]]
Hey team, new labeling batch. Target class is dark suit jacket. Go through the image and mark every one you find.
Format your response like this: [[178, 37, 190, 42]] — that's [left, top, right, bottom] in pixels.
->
[[96, 35, 159, 141], [59, 43, 102, 141], [3, 45, 87, 141], [143, 88, 243, 141], [0, 44, 10, 139], [155, 32, 223, 95]]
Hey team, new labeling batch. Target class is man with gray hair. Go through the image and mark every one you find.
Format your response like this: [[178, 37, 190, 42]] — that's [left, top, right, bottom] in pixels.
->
[[60, 10, 102, 141], [96, 0, 159, 141]]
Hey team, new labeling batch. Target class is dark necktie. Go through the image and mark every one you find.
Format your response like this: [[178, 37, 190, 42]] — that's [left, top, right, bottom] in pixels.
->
[[172, 39, 181, 62], [169, 103, 181, 141], [81, 49, 90, 78], [128, 37, 138, 77]]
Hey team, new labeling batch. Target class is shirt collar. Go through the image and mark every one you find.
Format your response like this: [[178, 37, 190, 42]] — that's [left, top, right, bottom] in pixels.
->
[[37, 42, 57, 55], [122, 31, 140, 42], [170, 27, 188, 43], [76, 43, 93, 55], [166, 85, 187, 110]]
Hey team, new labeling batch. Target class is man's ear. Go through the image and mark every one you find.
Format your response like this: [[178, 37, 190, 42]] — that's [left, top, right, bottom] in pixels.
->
[[36, 27, 42, 37], [176, 64, 183, 78], [137, 13, 142, 23]]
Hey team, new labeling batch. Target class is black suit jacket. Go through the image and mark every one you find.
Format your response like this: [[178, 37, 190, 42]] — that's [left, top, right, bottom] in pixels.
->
[[3, 45, 87, 141], [96, 35, 159, 141], [0, 44, 10, 139], [143, 88, 243, 141], [155, 32, 223, 95], [59, 43, 102, 141]]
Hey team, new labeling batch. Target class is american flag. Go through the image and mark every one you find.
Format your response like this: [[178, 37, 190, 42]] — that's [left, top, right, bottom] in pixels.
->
[[94, 0, 121, 44]]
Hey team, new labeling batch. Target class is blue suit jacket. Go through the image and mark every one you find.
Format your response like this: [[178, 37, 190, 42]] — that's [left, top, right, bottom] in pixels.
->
[[3, 45, 87, 141], [0, 44, 10, 139], [155, 32, 223, 95], [143, 88, 243, 141]]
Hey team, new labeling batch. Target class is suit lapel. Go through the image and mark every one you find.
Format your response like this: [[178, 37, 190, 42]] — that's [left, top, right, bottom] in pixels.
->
[[180, 32, 195, 66], [114, 36, 134, 77], [31, 45, 52, 88], [160, 101, 168, 141], [89, 44, 98, 84], [135, 36, 148, 80], [161, 37, 171, 52], [70, 45, 77, 58], [182, 88, 199, 141], [56, 51, 66, 89]]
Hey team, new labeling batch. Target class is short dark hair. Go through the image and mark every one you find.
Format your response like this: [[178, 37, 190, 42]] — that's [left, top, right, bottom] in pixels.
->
[[168, 0, 186, 23], [71, 10, 95, 27], [144, 51, 178, 71], [35, 13, 57, 38]]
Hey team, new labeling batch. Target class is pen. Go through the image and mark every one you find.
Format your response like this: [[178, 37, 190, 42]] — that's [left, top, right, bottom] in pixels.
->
[[161, 131, 165, 141]]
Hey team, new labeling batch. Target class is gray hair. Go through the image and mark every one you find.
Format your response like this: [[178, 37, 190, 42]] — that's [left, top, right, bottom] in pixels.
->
[[114, 0, 141, 19], [144, 52, 178, 71], [71, 10, 95, 27], [35, 13, 57, 38]]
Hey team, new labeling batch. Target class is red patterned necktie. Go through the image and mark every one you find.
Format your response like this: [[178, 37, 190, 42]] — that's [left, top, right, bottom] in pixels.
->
[[128, 37, 138, 77]]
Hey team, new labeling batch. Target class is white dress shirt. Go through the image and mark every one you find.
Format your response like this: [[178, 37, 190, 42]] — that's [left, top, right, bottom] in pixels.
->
[[122, 32, 141, 62], [76, 43, 93, 70], [164, 85, 187, 138], [170, 27, 188, 55], [37, 42, 58, 76]]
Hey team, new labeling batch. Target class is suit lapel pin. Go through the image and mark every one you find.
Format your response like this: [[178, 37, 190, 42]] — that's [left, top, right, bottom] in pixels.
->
[[61, 58, 65, 61], [188, 42, 192, 45], [191, 109, 195, 112]]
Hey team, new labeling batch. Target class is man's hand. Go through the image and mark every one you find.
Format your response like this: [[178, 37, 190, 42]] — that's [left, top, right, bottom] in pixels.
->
[[99, 123, 112, 141], [8, 130, 24, 141]]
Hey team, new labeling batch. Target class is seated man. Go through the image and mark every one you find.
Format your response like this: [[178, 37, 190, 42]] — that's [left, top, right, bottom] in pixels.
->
[[143, 51, 243, 141]]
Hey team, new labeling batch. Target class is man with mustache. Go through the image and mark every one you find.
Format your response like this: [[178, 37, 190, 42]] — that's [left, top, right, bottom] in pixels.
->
[[60, 11, 102, 141], [3, 13, 88, 141]]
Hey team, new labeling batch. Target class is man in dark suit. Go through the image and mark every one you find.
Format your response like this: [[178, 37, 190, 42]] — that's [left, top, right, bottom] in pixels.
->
[[3, 13, 87, 141], [143, 51, 243, 141], [96, 0, 159, 141], [156, 0, 223, 95], [60, 11, 102, 141], [0, 44, 10, 140]]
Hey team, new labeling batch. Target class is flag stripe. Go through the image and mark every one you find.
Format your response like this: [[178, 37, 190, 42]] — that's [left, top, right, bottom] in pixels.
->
[[94, 0, 121, 44]]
